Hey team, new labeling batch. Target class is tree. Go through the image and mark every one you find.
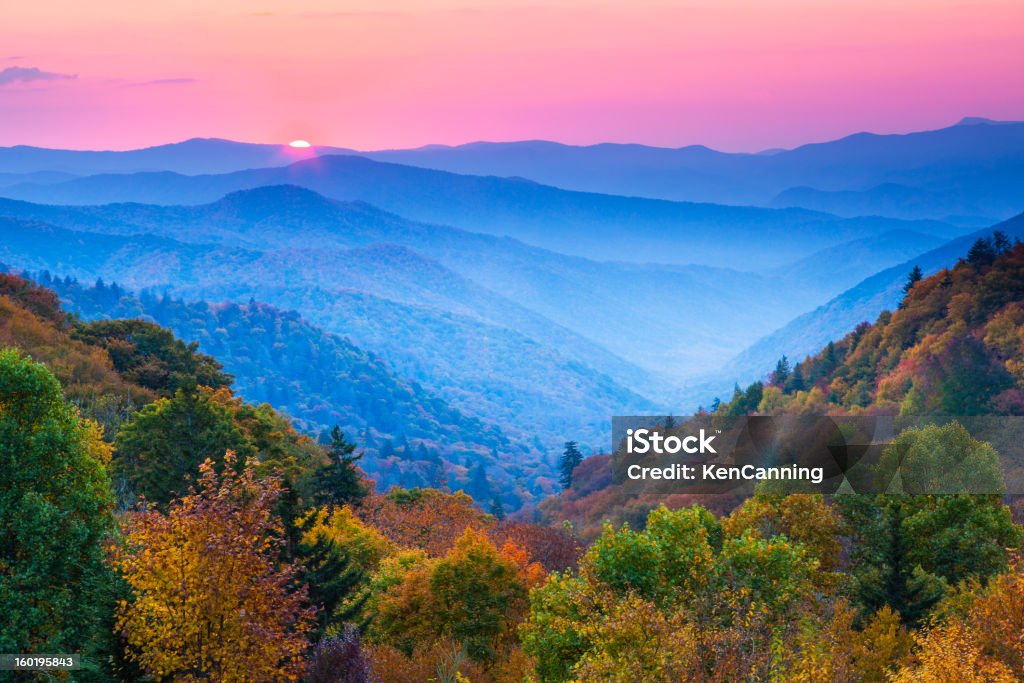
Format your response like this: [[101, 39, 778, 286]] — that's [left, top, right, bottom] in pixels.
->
[[839, 424, 1021, 625], [306, 626, 372, 683], [967, 237, 997, 269], [0, 349, 115, 658], [788, 366, 806, 393], [296, 522, 369, 636], [358, 488, 488, 557], [315, 426, 367, 507], [489, 493, 506, 521], [771, 355, 791, 386], [113, 387, 251, 506], [71, 319, 232, 396], [559, 441, 584, 489], [372, 528, 531, 664], [900, 265, 923, 304], [522, 505, 820, 682], [112, 453, 316, 680]]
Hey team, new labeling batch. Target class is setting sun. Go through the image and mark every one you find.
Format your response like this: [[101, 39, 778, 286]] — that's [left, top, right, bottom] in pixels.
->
[[288, 140, 311, 148]]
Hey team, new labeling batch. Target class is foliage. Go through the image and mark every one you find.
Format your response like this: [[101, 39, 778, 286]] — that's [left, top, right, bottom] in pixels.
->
[[723, 493, 843, 571], [314, 425, 368, 506], [72, 318, 232, 396], [0, 349, 115, 659], [370, 527, 534, 664], [305, 627, 373, 683], [522, 504, 823, 681], [112, 386, 252, 505], [719, 240, 1024, 417], [358, 487, 491, 557], [44, 272, 548, 510], [111, 453, 316, 681]]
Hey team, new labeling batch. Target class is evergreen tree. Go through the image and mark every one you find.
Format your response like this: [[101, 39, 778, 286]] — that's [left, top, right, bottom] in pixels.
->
[[788, 365, 806, 393], [967, 237, 997, 268], [900, 264, 923, 304], [315, 426, 367, 508], [489, 493, 506, 521], [993, 230, 1011, 254], [663, 414, 676, 430], [559, 441, 584, 489], [468, 460, 492, 502], [771, 355, 791, 386], [296, 523, 368, 635]]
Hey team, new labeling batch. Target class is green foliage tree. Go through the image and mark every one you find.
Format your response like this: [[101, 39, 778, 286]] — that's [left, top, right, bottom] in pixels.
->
[[72, 319, 232, 396], [839, 424, 1022, 625], [771, 355, 791, 386], [559, 441, 584, 489], [296, 523, 369, 636], [315, 426, 367, 507], [0, 349, 115, 659], [523, 505, 820, 681], [113, 387, 251, 506]]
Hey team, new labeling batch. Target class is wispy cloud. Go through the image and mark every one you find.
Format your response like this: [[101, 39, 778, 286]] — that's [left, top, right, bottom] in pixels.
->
[[0, 66, 76, 86], [143, 77, 198, 86]]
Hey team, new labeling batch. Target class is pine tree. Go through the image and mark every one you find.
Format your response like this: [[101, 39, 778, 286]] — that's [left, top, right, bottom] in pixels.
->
[[468, 460, 492, 502], [788, 365, 806, 393], [663, 414, 676, 430], [993, 230, 1011, 254], [967, 237, 997, 268], [489, 493, 506, 521], [296, 524, 368, 635], [771, 356, 791, 386], [314, 426, 366, 507], [900, 264, 923, 304], [559, 441, 584, 489]]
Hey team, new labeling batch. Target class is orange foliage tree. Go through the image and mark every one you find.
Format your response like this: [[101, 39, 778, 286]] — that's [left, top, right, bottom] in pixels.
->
[[369, 527, 538, 665], [111, 452, 316, 681], [358, 488, 490, 557]]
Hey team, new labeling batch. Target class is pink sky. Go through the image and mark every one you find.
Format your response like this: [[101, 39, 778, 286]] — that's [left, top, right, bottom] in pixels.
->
[[2, 0, 1023, 152]]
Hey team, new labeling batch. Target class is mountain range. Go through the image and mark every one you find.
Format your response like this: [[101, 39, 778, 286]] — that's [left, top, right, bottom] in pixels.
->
[[0, 120, 1020, 470], [4, 117, 1019, 224]]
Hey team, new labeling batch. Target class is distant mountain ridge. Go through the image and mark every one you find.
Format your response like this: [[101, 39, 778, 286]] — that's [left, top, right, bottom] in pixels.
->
[[0, 186, 959, 384], [0, 212, 665, 452], [0, 155, 966, 269]]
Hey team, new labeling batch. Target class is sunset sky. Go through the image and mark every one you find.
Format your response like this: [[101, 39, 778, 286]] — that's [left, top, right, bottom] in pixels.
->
[[2, 0, 1023, 151]]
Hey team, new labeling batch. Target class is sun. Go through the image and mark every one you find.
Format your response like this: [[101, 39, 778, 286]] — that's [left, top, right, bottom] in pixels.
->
[[288, 139, 312, 148]]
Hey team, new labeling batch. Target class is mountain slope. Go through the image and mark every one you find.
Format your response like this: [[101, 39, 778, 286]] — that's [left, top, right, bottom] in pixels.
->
[[0, 156, 965, 269], [710, 213, 1024, 399], [719, 233, 1024, 416], [0, 216, 659, 450], [33, 274, 550, 477], [0, 187, 823, 381]]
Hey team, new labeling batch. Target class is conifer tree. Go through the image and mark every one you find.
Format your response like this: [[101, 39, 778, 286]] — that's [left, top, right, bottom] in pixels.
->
[[559, 441, 584, 489]]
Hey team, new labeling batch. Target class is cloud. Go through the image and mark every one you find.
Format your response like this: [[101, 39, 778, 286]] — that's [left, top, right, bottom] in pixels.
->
[[0, 66, 76, 86], [143, 77, 198, 86]]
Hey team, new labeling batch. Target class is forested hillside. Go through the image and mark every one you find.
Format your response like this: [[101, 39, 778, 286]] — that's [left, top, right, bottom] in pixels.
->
[[5, 272, 1023, 679], [3, 269, 559, 509], [0, 212, 662, 452], [723, 233, 1024, 417], [543, 236, 1024, 538]]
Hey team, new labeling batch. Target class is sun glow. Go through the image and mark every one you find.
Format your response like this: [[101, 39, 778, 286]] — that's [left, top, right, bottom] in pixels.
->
[[288, 140, 311, 148]]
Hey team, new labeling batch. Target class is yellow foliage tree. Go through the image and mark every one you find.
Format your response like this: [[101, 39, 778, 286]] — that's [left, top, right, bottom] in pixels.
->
[[112, 452, 316, 681]]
